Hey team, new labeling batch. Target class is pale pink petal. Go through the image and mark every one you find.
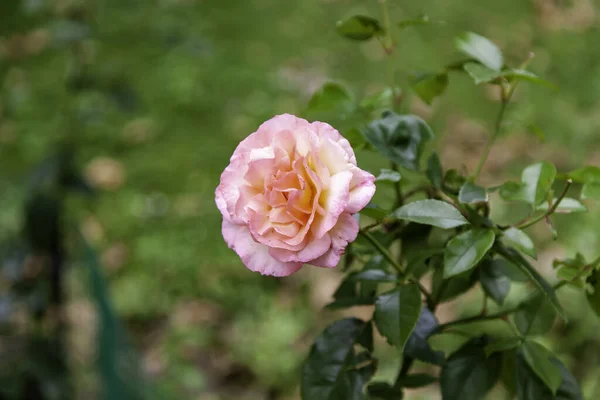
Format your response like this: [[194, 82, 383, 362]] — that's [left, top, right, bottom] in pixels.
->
[[346, 167, 376, 213], [310, 213, 358, 268], [311, 121, 357, 165], [270, 232, 331, 263], [319, 138, 350, 175], [222, 220, 302, 276], [311, 170, 353, 239]]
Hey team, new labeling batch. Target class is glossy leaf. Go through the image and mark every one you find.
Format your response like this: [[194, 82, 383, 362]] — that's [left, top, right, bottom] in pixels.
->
[[463, 62, 501, 84], [374, 284, 422, 350], [480, 259, 511, 305], [392, 199, 469, 229], [514, 295, 556, 336], [404, 308, 445, 365], [444, 229, 496, 278], [307, 82, 355, 119], [454, 32, 503, 71], [397, 373, 438, 388], [410, 72, 449, 105], [376, 169, 401, 183], [499, 247, 565, 320], [353, 269, 397, 283], [484, 337, 522, 357], [516, 353, 583, 400], [522, 340, 561, 394], [336, 15, 383, 41], [521, 161, 557, 207], [301, 318, 375, 400], [502, 228, 536, 259], [458, 182, 488, 204], [440, 338, 502, 400], [432, 267, 479, 303], [537, 197, 587, 214], [361, 112, 434, 171], [426, 153, 443, 188], [582, 183, 600, 200]]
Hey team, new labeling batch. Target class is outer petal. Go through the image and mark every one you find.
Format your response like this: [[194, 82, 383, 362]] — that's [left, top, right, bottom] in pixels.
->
[[234, 114, 311, 157], [310, 213, 359, 268], [311, 170, 352, 239], [269, 232, 331, 263], [346, 167, 376, 213], [311, 121, 357, 165], [222, 220, 303, 277]]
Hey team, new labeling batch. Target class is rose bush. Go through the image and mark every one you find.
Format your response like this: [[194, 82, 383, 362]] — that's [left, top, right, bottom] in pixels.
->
[[215, 114, 376, 276]]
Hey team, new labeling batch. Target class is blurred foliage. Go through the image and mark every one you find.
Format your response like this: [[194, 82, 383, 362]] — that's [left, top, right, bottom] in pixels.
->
[[1, 0, 600, 399]]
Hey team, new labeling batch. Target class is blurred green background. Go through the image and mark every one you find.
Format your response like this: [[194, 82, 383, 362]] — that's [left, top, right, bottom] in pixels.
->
[[1, 0, 600, 399]]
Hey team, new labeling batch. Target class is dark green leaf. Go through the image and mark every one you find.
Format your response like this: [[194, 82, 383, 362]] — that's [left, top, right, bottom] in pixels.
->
[[398, 14, 430, 29], [522, 341, 561, 394], [494, 257, 530, 282], [374, 284, 422, 350], [432, 267, 478, 303], [362, 112, 434, 171], [499, 246, 565, 320], [405, 308, 445, 365], [521, 161, 557, 207], [366, 382, 402, 399], [360, 203, 389, 220], [514, 295, 556, 336], [392, 199, 469, 229], [353, 269, 397, 283], [454, 32, 503, 71], [458, 182, 488, 204], [586, 270, 600, 318], [582, 183, 600, 200], [484, 337, 522, 357], [397, 373, 438, 388], [326, 274, 375, 310], [440, 338, 502, 400], [426, 153, 443, 188], [410, 72, 449, 105], [444, 229, 496, 278], [336, 15, 383, 41], [376, 169, 401, 183], [566, 165, 600, 183], [428, 332, 472, 359], [480, 259, 511, 305], [301, 318, 374, 400], [307, 82, 355, 119], [444, 169, 466, 193], [447, 319, 515, 340], [516, 353, 583, 400], [359, 255, 386, 298]]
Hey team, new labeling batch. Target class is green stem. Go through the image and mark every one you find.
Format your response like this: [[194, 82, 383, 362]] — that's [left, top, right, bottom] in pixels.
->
[[392, 163, 403, 208], [379, 0, 393, 52], [516, 179, 573, 230], [472, 84, 517, 182]]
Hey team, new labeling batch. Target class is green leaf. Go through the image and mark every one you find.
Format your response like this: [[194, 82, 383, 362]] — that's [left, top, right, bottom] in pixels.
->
[[428, 331, 471, 359], [432, 268, 478, 303], [307, 82, 355, 119], [537, 198, 587, 214], [397, 373, 438, 388], [392, 199, 469, 229], [366, 382, 402, 399], [398, 14, 430, 29], [444, 169, 466, 193], [521, 161, 557, 207], [454, 32, 503, 71], [444, 229, 496, 278], [484, 337, 522, 357], [440, 338, 502, 400], [360, 203, 388, 220], [374, 283, 422, 350], [567, 166, 600, 183], [376, 169, 401, 183], [502, 228, 537, 259], [410, 72, 449, 105], [514, 295, 556, 336], [426, 152, 443, 188], [499, 181, 527, 202], [458, 182, 488, 204], [480, 259, 511, 305], [360, 87, 399, 111], [582, 183, 600, 200], [499, 247, 565, 320], [361, 111, 434, 171], [516, 353, 583, 400], [352, 269, 397, 283], [404, 308, 445, 365], [463, 62, 501, 84], [301, 318, 375, 400], [447, 319, 515, 340], [503, 69, 557, 90], [336, 15, 383, 41], [326, 274, 375, 310], [586, 270, 600, 318], [522, 340, 562, 395]]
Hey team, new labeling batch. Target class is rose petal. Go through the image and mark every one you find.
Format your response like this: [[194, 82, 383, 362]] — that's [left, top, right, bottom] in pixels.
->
[[346, 167, 376, 213], [311, 170, 353, 239], [222, 220, 302, 276], [310, 213, 358, 268], [270, 232, 331, 263]]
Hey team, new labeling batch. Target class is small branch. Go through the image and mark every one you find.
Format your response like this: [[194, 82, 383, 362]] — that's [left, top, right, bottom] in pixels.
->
[[391, 163, 403, 208], [359, 231, 405, 276], [516, 179, 573, 230]]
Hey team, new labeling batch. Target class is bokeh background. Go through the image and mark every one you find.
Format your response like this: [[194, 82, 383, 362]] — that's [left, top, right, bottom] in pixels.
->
[[1, 0, 600, 399]]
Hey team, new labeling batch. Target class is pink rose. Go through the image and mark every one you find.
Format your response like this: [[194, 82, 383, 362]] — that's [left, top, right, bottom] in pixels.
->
[[215, 114, 376, 277]]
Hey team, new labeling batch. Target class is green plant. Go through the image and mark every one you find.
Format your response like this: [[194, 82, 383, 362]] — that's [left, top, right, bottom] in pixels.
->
[[300, 2, 600, 399]]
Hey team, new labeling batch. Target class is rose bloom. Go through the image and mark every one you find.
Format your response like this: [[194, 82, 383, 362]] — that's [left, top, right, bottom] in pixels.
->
[[215, 114, 376, 276]]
